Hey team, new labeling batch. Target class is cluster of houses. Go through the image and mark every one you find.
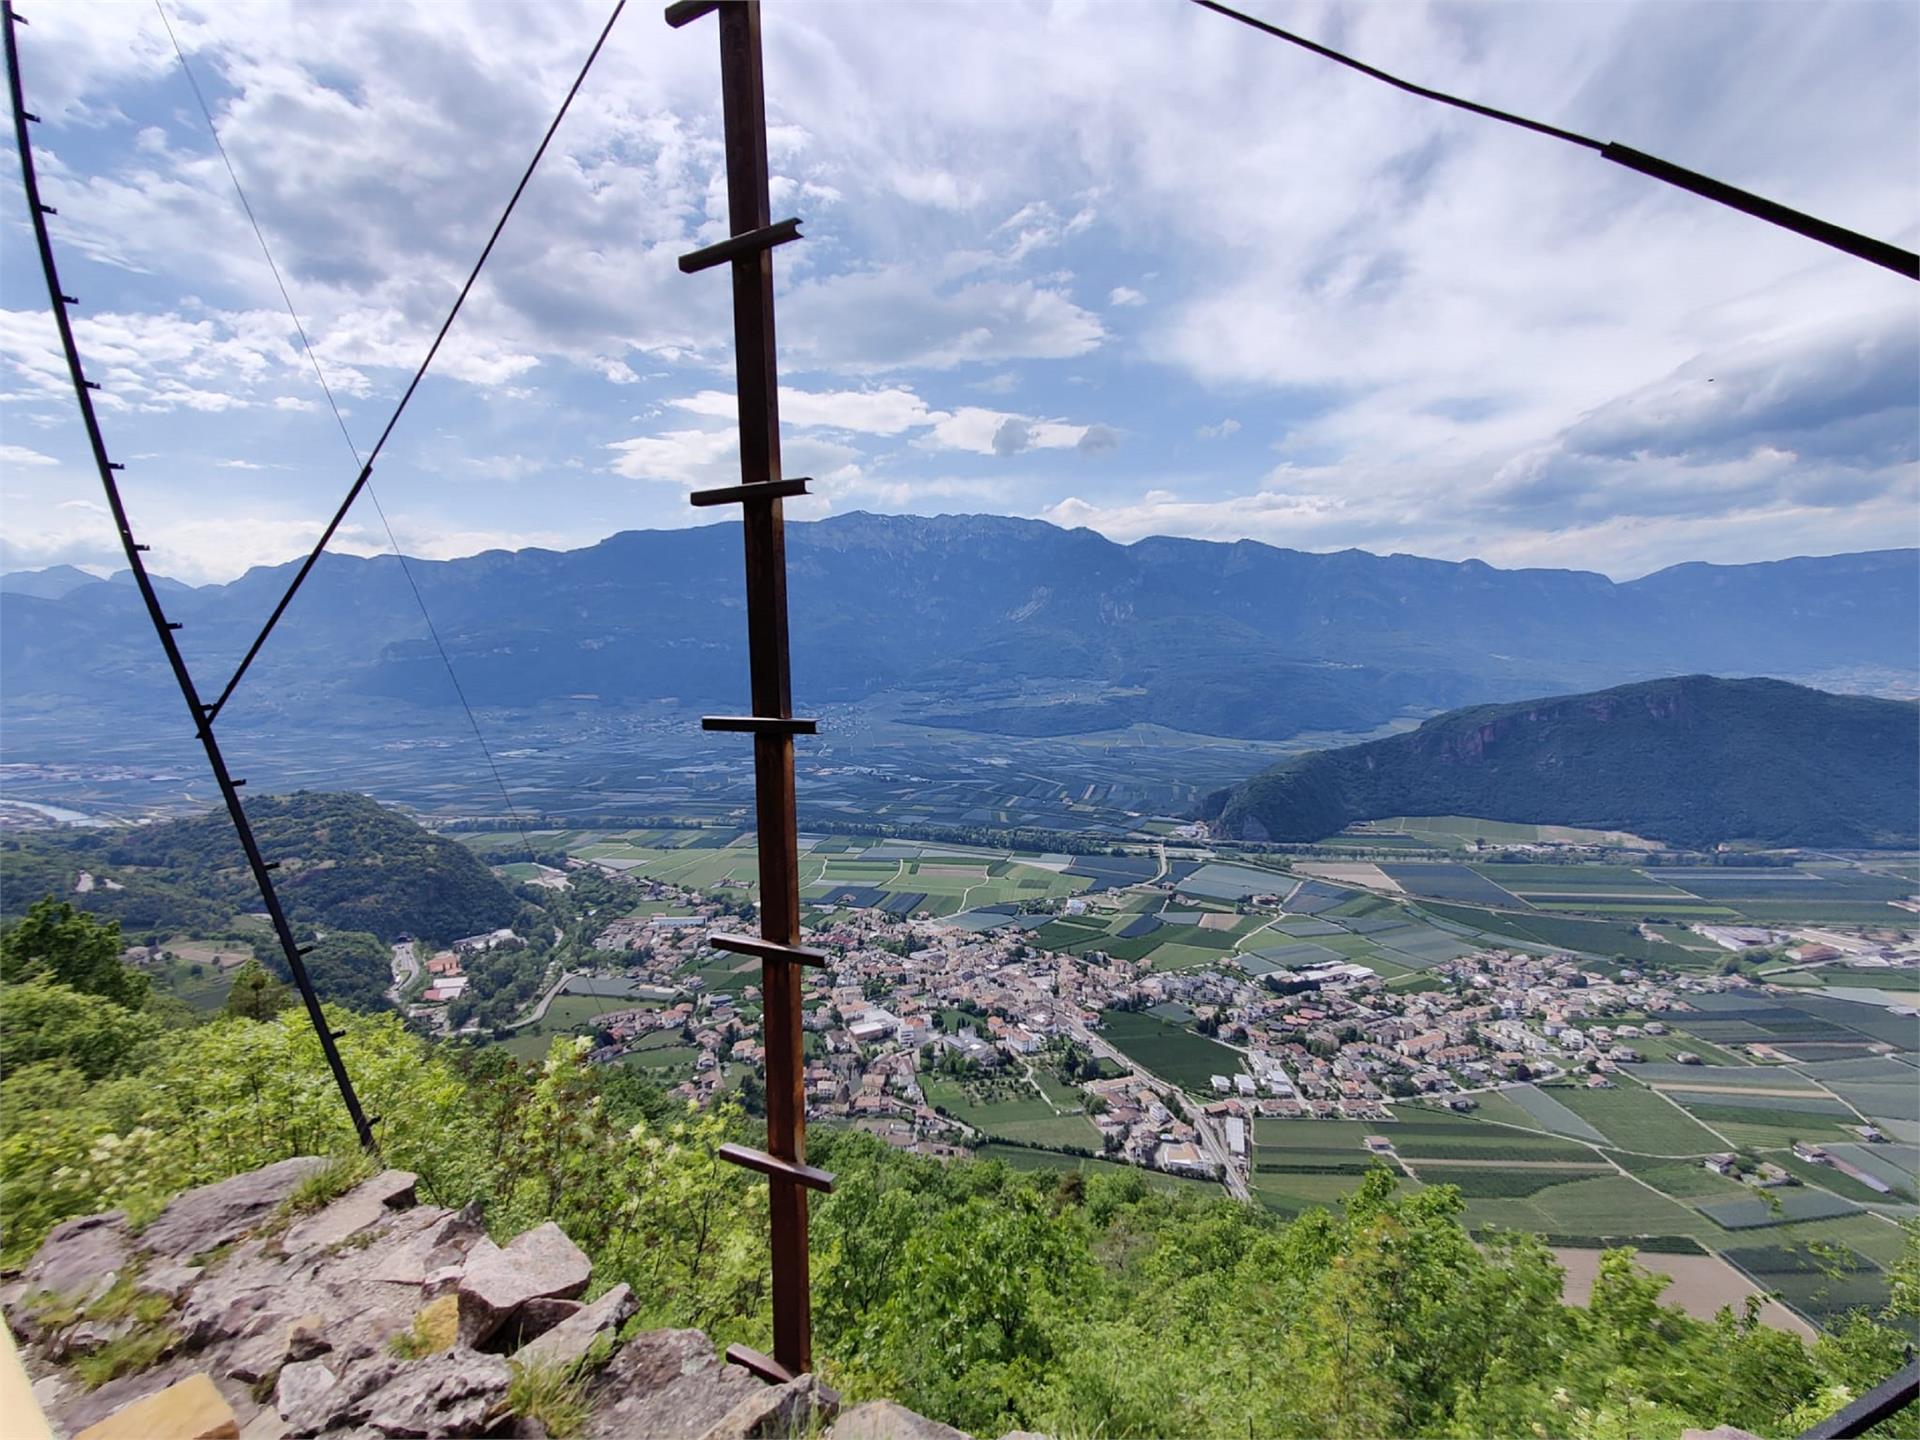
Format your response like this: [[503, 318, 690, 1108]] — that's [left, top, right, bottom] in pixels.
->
[[546, 848, 1909, 1191]]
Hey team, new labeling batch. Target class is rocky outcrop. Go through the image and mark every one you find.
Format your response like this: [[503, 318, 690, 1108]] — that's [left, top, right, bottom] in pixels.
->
[[826, 1402, 970, 1440], [7, 1159, 975, 1440], [455, 1223, 590, 1346], [138, 1158, 332, 1264]]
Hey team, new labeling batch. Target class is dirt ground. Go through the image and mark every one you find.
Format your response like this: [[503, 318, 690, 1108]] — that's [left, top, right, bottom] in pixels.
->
[[1553, 1246, 1813, 1339]]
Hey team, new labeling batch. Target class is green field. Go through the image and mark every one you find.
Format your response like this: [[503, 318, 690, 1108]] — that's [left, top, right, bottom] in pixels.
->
[[1669, 1102, 1861, 1150], [1464, 1089, 1551, 1132], [1386, 1108, 1601, 1163], [1412, 902, 1676, 966], [1544, 1082, 1727, 1155], [1099, 1009, 1246, 1092], [1462, 1174, 1718, 1241], [1610, 1151, 1756, 1201], [1420, 1166, 1612, 1198], [1627, 1033, 1754, 1067], [923, 1076, 1100, 1149], [1252, 1167, 1407, 1217]]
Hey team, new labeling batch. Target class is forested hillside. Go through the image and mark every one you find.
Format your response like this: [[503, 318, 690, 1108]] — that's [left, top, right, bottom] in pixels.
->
[[1203, 676, 1920, 848], [1, 906, 1913, 1440], [0, 792, 527, 944]]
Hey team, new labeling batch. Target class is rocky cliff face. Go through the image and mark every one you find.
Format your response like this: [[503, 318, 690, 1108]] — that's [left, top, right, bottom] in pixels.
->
[[2, 1158, 978, 1440]]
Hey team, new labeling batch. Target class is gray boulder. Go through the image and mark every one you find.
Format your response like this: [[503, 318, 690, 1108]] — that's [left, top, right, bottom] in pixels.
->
[[698, 1372, 840, 1440], [362, 1349, 510, 1438], [16, 1210, 132, 1312], [585, 1329, 763, 1440], [275, 1353, 401, 1437], [513, 1285, 634, 1374], [140, 1157, 330, 1262], [372, 1205, 484, 1289], [284, 1170, 418, 1254], [828, 1401, 972, 1440], [456, 1223, 590, 1345], [275, 1358, 345, 1436]]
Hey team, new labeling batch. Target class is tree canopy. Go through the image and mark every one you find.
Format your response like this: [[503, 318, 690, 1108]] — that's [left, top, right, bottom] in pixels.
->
[[1, 1005, 1912, 1440]]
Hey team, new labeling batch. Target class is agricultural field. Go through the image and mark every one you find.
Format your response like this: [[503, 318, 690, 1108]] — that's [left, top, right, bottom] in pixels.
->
[[1555, 1247, 1813, 1338], [1383, 1116, 1601, 1164], [1252, 1167, 1409, 1217], [1541, 1081, 1726, 1154], [497, 991, 667, 1060], [1491, 1085, 1608, 1144], [1462, 1174, 1719, 1242], [1410, 902, 1680, 966], [922, 1075, 1101, 1149], [1378, 863, 1526, 908], [1099, 1008, 1247, 1093]]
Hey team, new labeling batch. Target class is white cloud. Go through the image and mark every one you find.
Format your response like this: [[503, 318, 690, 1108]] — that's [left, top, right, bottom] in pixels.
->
[[1195, 418, 1240, 440], [672, 385, 938, 435], [608, 426, 860, 491], [0, 444, 59, 467], [922, 406, 1090, 456], [5, 0, 1912, 580], [782, 269, 1104, 372]]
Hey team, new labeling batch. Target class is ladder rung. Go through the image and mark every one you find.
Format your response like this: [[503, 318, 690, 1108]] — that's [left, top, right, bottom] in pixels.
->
[[679, 217, 803, 274], [724, 1344, 794, 1385], [710, 931, 830, 968], [688, 476, 809, 508], [664, 0, 721, 29], [701, 715, 817, 736], [717, 1143, 835, 1193]]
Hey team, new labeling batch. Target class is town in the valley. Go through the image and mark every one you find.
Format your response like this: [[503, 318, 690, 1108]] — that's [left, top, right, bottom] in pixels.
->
[[401, 825, 1919, 1238]]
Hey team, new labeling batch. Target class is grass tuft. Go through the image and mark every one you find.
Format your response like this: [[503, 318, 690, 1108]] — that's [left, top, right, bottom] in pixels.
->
[[284, 1153, 376, 1216], [507, 1356, 593, 1439], [388, 1294, 461, 1359], [73, 1325, 178, 1388]]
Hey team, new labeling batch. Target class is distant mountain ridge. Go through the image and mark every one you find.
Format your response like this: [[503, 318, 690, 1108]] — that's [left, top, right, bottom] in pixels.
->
[[4, 515, 1914, 744], [1200, 676, 1920, 849]]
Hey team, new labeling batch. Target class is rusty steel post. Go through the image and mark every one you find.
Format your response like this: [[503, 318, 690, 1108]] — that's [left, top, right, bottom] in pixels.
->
[[668, 0, 824, 1381]]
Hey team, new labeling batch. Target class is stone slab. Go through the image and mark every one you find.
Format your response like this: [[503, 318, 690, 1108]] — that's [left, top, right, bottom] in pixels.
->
[[74, 1372, 239, 1440]]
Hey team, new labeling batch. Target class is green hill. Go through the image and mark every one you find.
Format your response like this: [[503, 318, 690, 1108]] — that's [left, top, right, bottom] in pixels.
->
[[0, 792, 527, 944], [1201, 676, 1919, 849]]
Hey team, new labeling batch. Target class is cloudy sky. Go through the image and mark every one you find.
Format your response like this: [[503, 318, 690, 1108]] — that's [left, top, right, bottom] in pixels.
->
[[2, 0, 1915, 585]]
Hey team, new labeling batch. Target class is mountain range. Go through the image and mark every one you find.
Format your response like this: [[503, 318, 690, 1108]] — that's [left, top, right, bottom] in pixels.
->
[[3, 515, 1915, 744], [1201, 675, 1920, 849]]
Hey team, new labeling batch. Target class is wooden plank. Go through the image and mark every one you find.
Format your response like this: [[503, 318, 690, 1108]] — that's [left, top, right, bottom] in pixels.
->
[[723, 1343, 794, 1386], [709, 930, 829, 967], [701, 715, 817, 735], [718, 1142, 835, 1192], [663, 0, 721, 27], [679, 216, 802, 273], [688, 476, 809, 508]]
